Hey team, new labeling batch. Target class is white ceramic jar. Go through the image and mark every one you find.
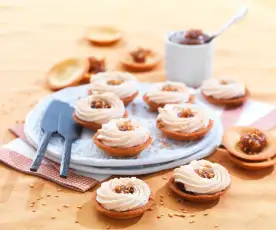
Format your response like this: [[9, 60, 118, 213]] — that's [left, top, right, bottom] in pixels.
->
[[165, 31, 214, 88]]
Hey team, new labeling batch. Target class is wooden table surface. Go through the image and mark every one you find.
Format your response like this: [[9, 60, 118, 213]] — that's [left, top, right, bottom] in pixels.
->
[[0, 0, 276, 229]]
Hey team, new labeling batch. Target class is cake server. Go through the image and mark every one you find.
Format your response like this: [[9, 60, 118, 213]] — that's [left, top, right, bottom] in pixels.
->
[[30, 100, 68, 171], [58, 105, 82, 178]]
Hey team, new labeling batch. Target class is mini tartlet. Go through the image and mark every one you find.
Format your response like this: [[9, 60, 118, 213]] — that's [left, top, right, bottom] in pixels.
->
[[93, 118, 152, 157], [223, 126, 276, 169], [121, 47, 161, 72], [73, 93, 127, 131], [95, 177, 154, 219], [201, 78, 249, 107], [89, 71, 139, 106], [157, 104, 213, 141], [168, 160, 231, 202], [85, 26, 121, 46], [143, 81, 194, 112], [82, 56, 106, 82], [46, 58, 89, 90]]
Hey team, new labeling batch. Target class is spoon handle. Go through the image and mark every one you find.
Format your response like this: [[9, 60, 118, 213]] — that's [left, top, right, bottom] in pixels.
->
[[214, 6, 248, 37]]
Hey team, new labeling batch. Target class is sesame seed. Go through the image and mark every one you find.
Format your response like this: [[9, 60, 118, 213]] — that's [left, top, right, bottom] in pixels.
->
[[46, 193, 51, 197], [57, 188, 62, 191], [157, 216, 161, 219], [160, 202, 164, 205], [190, 214, 195, 217], [167, 193, 171, 196], [75, 220, 79, 224], [77, 205, 82, 209], [148, 208, 153, 211], [32, 210, 36, 212], [36, 198, 40, 201], [51, 216, 56, 220], [106, 225, 110, 229], [189, 220, 195, 224], [181, 210, 187, 213], [29, 184, 34, 188], [57, 208, 60, 211], [162, 176, 168, 180], [64, 204, 70, 208], [214, 224, 219, 228], [42, 203, 46, 206], [168, 214, 173, 218], [160, 194, 164, 198], [55, 195, 59, 198], [203, 212, 208, 216]]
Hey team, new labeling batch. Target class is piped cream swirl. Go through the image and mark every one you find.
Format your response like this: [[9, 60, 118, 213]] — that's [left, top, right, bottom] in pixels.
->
[[145, 81, 191, 104], [201, 78, 245, 100], [75, 92, 124, 124], [96, 177, 151, 212], [157, 104, 210, 133], [173, 160, 231, 194], [97, 118, 150, 148], [90, 71, 138, 99]]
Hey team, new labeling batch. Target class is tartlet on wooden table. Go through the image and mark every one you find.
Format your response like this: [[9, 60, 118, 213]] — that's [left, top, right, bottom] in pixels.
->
[[46, 58, 89, 90], [222, 126, 276, 169], [121, 47, 161, 72], [85, 26, 121, 46]]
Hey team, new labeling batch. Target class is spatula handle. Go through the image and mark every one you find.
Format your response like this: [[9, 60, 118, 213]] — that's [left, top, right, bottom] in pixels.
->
[[30, 132, 53, 171], [60, 139, 73, 178]]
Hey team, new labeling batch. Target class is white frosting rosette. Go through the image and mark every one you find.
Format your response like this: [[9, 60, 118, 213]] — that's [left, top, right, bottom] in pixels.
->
[[201, 78, 246, 100], [145, 81, 191, 104], [90, 71, 138, 99], [97, 118, 150, 148], [96, 177, 151, 212], [173, 160, 231, 194], [157, 103, 210, 133], [75, 92, 125, 124]]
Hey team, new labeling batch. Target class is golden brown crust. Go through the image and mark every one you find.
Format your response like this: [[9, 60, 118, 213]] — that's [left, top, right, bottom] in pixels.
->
[[168, 177, 229, 202], [46, 58, 90, 91], [94, 193, 154, 219], [223, 126, 276, 162], [88, 90, 138, 107], [93, 133, 152, 157], [228, 153, 276, 170], [157, 119, 213, 141], [85, 27, 121, 46], [121, 51, 161, 72], [143, 94, 195, 112], [72, 110, 128, 132], [201, 88, 249, 107]]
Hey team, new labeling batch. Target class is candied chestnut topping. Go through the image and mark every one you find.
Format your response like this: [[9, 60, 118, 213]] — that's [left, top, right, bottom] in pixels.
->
[[178, 108, 194, 118], [87, 57, 105, 74], [114, 185, 135, 194], [107, 79, 124, 85], [119, 121, 134, 131], [91, 100, 111, 109], [130, 47, 151, 63], [161, 85, 178, 92], [238, 130, 267, 154], [179, 29, 210, 45], [194, 165, 215, 179]]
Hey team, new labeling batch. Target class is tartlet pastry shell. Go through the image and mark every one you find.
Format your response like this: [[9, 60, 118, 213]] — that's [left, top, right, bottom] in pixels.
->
[[46, 58, 90, 91], [85, 26, 121, 46], [72, 110, 128, 132], [143, 94, 195, 112], [223, 126, 276, 162], [94, 193, 154, 219], [201, 88, 250, 107], [121, 51, 161, 72], [168, 177, 229, 202], [156, 119, 213, 141], [93, 133, 152, 157], [88, 90, 139, 107], [228, 153, 276, 170]]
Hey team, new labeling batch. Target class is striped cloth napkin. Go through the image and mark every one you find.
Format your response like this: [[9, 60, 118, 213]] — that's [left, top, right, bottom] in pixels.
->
[[0, 99, 275, 192]]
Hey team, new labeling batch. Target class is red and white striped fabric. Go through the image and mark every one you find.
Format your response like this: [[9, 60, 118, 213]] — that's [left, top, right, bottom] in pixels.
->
[[0, 99, 275, 192]]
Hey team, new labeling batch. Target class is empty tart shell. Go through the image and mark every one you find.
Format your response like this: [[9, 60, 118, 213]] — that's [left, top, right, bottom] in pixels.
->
[[46, 58, 89, 90], [88, 90, 139, 107], [72, 110, 128, 132], [223, 126, 276, 162], [121, 51, 161, 72], [157, 119, 213, 141], [143, 94, 195, 112], [93, 132, 152, 157], [228, 153, 276, 170], [168, 177, 229, 202], [94, 193, 154, 219], [85, 26, 121, 46], [201, 88, 250, 107]]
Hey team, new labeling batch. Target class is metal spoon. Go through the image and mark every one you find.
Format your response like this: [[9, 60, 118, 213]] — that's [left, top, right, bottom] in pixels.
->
[[205, 6, 248, 43]]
